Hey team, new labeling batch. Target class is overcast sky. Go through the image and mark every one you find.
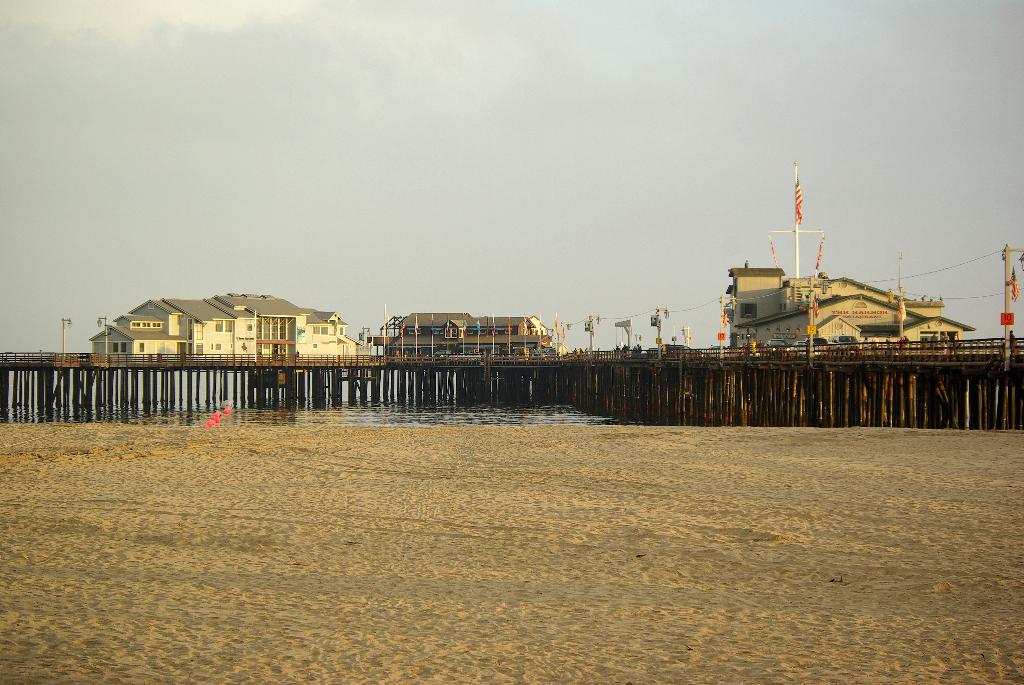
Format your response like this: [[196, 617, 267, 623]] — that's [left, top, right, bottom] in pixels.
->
[[1, 0, 1022, 351]]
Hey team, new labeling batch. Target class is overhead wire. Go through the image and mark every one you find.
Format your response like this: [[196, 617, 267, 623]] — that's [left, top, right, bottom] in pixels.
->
[[562, 247, 1005, 333], [859, 249, 1001, 284]]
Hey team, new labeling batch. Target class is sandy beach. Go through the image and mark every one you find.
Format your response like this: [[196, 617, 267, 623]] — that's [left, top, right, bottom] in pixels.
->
[[0, 423, 1021, 683]]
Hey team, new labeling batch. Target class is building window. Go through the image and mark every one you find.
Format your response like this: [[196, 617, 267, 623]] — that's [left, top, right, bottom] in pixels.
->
[[740, 303, 757, 318], [138, 342, 145, 352], [216, 321, 224, 332]]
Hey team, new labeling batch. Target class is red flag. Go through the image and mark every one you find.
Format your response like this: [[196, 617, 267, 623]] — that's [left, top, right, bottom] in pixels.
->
[[795, 169, 804, 225], [1012, 267, 1020, 302], [769, 236, 779, 268], [814, 236, 824, 274], [812, 296, 820, 320]]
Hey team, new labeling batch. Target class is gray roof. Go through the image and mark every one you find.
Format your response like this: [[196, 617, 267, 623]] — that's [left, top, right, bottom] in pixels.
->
[[902, 316, 976, 332], [399, 312, 473, 326], [115, 314, 162, 322], [213, 294, 309, 317], [162, 298, 236, 322], [309, 310, 347, 325], [90, 325, 185, 342], [398, 313, 541, 328]]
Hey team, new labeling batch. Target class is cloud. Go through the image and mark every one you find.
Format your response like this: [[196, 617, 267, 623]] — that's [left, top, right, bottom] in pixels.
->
[[0, 0, 311, 40]]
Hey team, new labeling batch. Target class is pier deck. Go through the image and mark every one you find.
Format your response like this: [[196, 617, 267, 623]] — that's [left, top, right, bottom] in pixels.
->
[[2, 339, 1021, 429]]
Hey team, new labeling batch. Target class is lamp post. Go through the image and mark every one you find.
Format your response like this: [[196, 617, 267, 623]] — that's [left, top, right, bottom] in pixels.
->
[[60, 317, 72, 354], [584, 314, 600, 353], [651, 306, 669, 358], [360, 327, 371, 359], [96, 317, 108, 356]]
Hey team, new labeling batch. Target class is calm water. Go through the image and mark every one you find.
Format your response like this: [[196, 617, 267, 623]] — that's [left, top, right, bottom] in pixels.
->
[[1, 403, 617, 426]]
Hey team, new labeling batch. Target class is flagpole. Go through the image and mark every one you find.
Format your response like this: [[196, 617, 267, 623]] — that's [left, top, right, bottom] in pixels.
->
[[1006, 244, 1013, 371], [794, 161, 801, 279], [898, 252, 905, 340]]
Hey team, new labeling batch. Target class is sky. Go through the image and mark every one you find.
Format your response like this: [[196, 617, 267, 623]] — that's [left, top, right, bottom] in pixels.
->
[[1, 0, 1022, 351]]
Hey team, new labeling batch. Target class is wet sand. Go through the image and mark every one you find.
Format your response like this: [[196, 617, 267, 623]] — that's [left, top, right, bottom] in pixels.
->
[[0, 423, 1021, 683]]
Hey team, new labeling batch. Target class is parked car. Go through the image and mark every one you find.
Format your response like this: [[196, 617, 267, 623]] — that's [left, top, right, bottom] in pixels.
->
[[828, 335, 858, 344], [789, 337, 829, 349], [766, 338, 790, 347]]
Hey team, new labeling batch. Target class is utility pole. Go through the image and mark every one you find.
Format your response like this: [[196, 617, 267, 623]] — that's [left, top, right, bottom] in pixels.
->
[[60, 317, 72, 354], [584, 314, 601, 353], [1003, 243, 1023, 371]]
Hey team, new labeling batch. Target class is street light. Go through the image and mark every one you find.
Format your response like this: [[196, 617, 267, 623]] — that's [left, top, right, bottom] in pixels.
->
[[60, 317, 72, 354], [359, 327, 371, 359], [97, 317, 109, 356]]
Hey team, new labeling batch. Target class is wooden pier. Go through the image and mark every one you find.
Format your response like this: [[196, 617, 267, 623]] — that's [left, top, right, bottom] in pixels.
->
[[1, 339, 1021, 429]]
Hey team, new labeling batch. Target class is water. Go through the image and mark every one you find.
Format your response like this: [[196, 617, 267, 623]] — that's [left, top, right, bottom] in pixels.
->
[[1, 403, 617, 426]]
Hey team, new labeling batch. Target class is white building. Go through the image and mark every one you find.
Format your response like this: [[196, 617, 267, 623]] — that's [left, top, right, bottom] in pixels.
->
[[90, 294, 361, 356]]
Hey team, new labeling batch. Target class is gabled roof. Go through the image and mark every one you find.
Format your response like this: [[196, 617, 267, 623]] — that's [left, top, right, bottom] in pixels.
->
[[824, 277, 896, 300], [396, 313, 544, 328], [89, 325, 185, 342], [89, 326, 132, 342], [399, 312, 473, 326], [465, 316, 540, 328], [213, 294, 309, 317], [309, 310, 347, 325], [902, 316, 976, 332], [736, 293, 901, 328], [130, 300, 176, 316], [115, 314, 162, 323], [814, 314, 855, 329], [163, 298, 236, 322]]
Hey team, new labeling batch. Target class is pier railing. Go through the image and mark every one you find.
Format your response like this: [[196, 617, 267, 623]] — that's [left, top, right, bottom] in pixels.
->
[[0, 338, 1018, 369]]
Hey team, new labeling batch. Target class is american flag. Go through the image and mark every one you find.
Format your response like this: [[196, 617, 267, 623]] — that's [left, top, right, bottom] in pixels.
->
[[795, 169, 804, 225], [812, 296, 819, 320], [1012, 267, 1020, 302]]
